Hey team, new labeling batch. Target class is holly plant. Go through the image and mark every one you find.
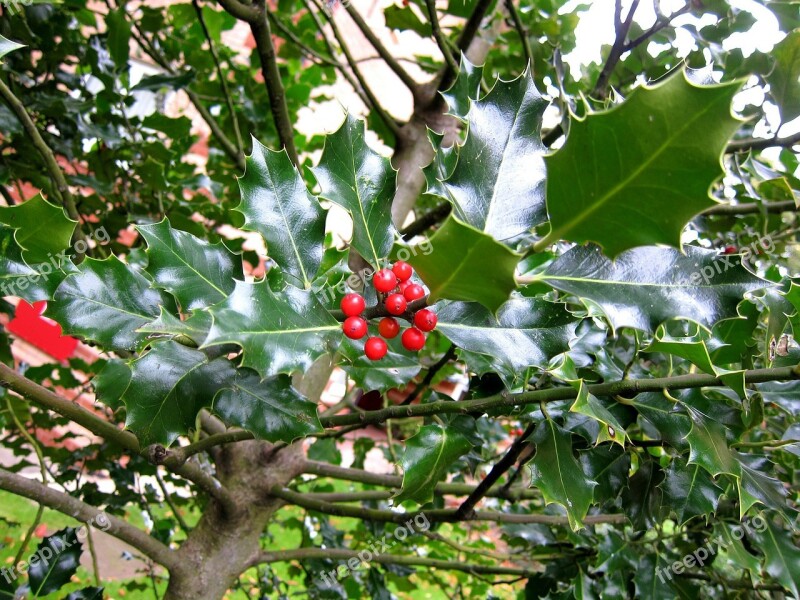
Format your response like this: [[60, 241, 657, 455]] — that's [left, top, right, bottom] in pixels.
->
[[0, 0, 799, 599]]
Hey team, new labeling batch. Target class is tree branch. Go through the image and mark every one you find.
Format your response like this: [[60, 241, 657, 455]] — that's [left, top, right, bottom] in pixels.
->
[[401, 344, 456, 405], [0, 76, 87, 249], [0, 468, 179, 570], [592, 0, 640, 99], [193, 0, 245, 156], [308, 0, 402, 137], [504, 0, 532, 71], [249, 546, 562, 574], [270, 486, 624, 527], [622, 2, 691, 53], [320, 365, 800, 427], [426, 0, 459, 76], [341, 2, 419, 97], [400, 203, 451, 240], [439, 0, 494, 90], [726, 131, 800, 153], [302, 460, 540, 500], [702, 199, 797, 216], [0, 363, 238, 515], [455, 421, 536, 518], [223, 1, 300, 165]]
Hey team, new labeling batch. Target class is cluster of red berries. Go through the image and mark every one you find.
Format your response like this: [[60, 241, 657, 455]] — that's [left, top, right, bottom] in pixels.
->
[[340, 261, 438, 361]]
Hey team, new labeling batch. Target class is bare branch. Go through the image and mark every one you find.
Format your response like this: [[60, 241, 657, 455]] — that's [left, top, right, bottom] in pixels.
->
[[504, 0, 532, 71], [0, 468, 179, 570], [426, 0, 459, 75], [726, 131, 800, 153], [320, 365, 800, 427], [702, 199, 797, 216]]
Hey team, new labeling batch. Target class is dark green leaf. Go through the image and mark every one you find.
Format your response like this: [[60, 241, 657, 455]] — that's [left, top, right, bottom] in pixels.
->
[[544, 71, 742, 256], [138, 307, 212, 347], [753, 520, 800, 598], [237, 139, 326, 288], [0, 193, 77, 264], [660, 461, 722, 524], [384, 4, 431, 37], [684, 408, 740, 477], [767, 30, 800, 122], [407, 216, 520, 312], [138, 219, 242, 311], [312, 114, 396, 267], [131, 70, 195, 91], [436, 297, 578, 388], [203, 280, 340, 379], [123, 341, 236, 447], [213, 370, 322, 443], [49, 256, 163, 352], [439, 70, 548, 240], [539, 244, 769, 333], [28, 528, 81, 597], [0, 34, 24, 60], [570, 381, 627, 446], [92, 359, 131, 411], [65, 588, 105, 600], [106, 7, 131, 68], [339, 339, 421, 394], [441, 54, 484, 120], [529, 419, 597, 530], [395, 421, 474, 505]]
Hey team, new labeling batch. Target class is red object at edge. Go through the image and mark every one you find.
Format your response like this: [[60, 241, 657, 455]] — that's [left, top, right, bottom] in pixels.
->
[[7, 300, 78, 361]]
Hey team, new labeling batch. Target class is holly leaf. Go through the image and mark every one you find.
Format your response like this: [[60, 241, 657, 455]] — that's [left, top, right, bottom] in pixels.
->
[[767, 30, 800, 122], [203, 279, 340, 379], [736, 453, 792, 520], [630, 392, 691, 450], [339, 339, 422, 394], [65, 588, 105, 600], [441, 54, 484, 119], [570, 381, 627, 446], [544, 71, 742, 256], [395, 421, 474, 505], [439, 70, 548, 240], [312, 114, 396, 267], [528, 419, 597, 530], [435, 297, 578, 388], [213, 370, 322, 443], [539, 244, 770, 333], [407, 216, 521, 312], [660, 461, 723, 524], [49, 256, 163, 352], [92, 358, 131, 411], [137, 219, 242, 311], [122, 341, 236, 447], [0, 193, 77, 264], [0, 34, 24, 61], [684, 408, 740, 478], [138, 307, 212, 347], [237, 140, 326, 289], [28, 528, 82, 597], [753, 520, 800, 598], [0, 225, 64, 302]]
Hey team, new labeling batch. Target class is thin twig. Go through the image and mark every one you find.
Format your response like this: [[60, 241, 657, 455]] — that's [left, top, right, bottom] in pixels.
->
[[504, 0, 532, 71], [426, 0, 459, 75], [401, 344, 457, 405]]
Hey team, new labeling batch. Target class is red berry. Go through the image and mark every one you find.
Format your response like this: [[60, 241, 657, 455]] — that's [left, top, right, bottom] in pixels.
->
[[401, 327, 426, 352], [343, 316, 368, 339], [373, 269, 397, 293], [392, 261, 413, 282], [403, 283, 425, 301], [398, 280, 410, 294], [365, 337, 388, 360], [340, 293, 366, 316], [723, 245, 737, 254], [385, 293, 407, 315], [414, 309, 437, 332], [378, 317, 400, 339]]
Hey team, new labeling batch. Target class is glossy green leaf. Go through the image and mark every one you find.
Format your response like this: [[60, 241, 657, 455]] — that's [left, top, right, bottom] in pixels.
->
[[539, 244, 770, 333], [65, 588, 105, 600], [529, 419, 597, 530], [715, 523, 761, 580], [92, 358, 131, 411], [544, 71, 742, 256], [441, 54, 484, 120], [439, 70, 548, 240], [312, 114, 396, 266], [123, 341, 236, 447], [213, 370, 322, 443], [684, 408, 740, 477], [49, 256, 163, 352], [753, 520, 800, 598], [436, 297, 578, 388], [138, 307, 212, 347], [630, 392, 690, 450], [237, 140, 326, 288], [621, 459, 667, 530], [660, 461, 722, 524], [634, 553, 682, 600], [422, 130, 459, 201], [28, 528, 81, 597], [580, 444, 630, 504], [0, 193, 77, 264], [0, 225, 63, 302], [339, 339, 421, 394], [203, 279, 340, 379], [0, 34, 24, 60], [137, 219, 242, 311], [767, 30, 800, 122], [736, 454, 792, 520], [395, 421, 474, 505], [570, 381, 627, 446], [407, 216, 521, 312], [384, 4, 431, 37]]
